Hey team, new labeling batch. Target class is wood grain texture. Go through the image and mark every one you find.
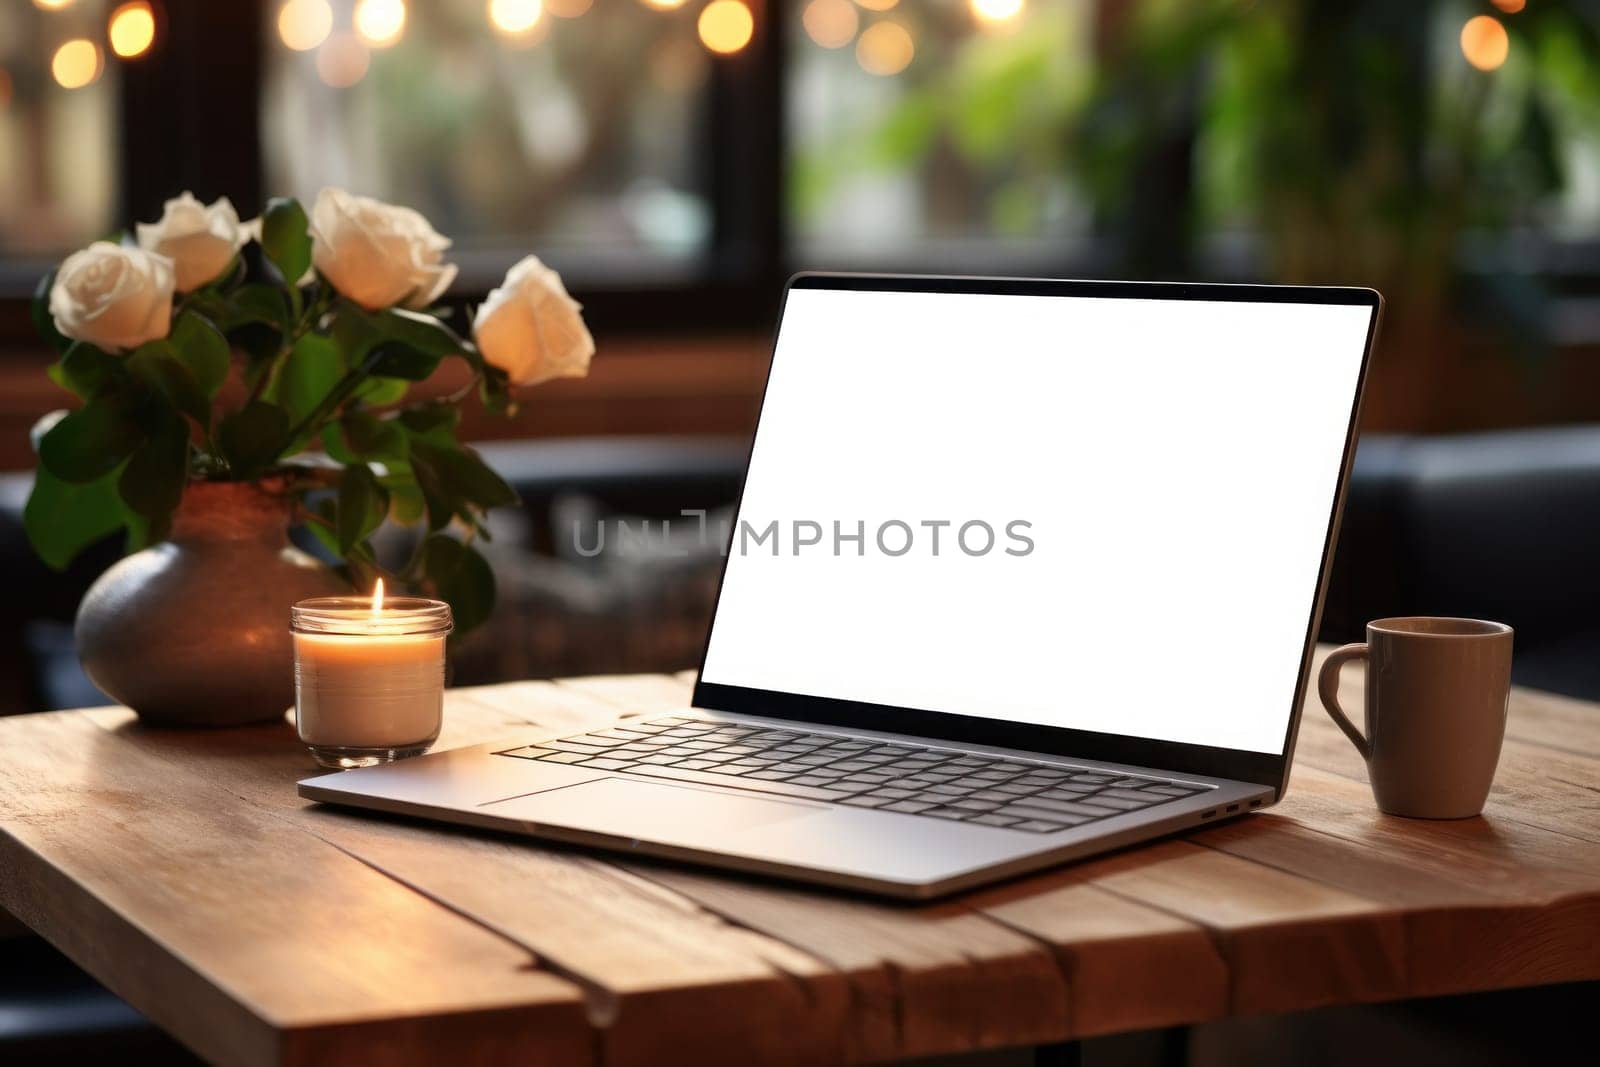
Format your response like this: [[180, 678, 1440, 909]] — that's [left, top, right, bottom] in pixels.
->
[[2, 653, 1599, 1066], [0, 711, 590, 1067]]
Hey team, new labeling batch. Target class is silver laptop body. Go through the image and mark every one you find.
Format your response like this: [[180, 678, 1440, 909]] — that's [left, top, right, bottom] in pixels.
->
[[301, 274, 1381, 900]]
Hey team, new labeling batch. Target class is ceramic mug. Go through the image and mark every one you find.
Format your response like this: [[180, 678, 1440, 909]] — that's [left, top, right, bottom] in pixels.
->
[[1317, 617, 1513, 819]]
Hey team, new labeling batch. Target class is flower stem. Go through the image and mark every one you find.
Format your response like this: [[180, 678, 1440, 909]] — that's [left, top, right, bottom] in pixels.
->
[[280, 352, 376, 455]]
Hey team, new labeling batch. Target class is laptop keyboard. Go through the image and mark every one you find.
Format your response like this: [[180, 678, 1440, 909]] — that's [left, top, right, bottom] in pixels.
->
[[496, 718, 1214, 834]]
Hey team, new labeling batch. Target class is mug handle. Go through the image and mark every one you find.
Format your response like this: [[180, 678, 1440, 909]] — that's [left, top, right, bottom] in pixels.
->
[[1317, 643, 1372, 760]]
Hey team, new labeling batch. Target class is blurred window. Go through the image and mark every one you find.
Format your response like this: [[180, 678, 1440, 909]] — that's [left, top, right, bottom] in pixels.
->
[[0, 0, 119, 259], [2, 0, 1600, 307], [788, 0, 1094, 271], [263, 0, 714, 284]]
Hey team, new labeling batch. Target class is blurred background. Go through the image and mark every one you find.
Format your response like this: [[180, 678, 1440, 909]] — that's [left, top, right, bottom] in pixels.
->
[[5, 0, 1600, 714]]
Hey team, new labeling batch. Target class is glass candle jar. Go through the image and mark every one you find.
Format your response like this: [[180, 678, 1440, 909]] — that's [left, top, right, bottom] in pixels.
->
[[291, 593, 452, 769]]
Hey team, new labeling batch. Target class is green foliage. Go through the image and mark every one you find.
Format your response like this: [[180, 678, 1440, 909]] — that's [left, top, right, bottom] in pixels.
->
[[218, 401, 291, 479], [38, 392, 146, 483], [795, 0, 1600, 352], [421, 533, 496, 636], [53, 343, 124, 400], [271, 331, 345, 424], [791, 6, 1087, 237], [336, 463, 389, 554], [260, 197, 313, 289], [1072, 0, 1600, 328], [118, 413, 190, 537], [126, 343, 212, 428], [169, 312, 231, 397], [24, 466, 131, 571], [27, 194, 530, 639]]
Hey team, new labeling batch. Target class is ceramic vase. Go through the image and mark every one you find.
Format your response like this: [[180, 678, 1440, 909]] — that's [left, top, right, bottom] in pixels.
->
[[75, 479, 348, 726]]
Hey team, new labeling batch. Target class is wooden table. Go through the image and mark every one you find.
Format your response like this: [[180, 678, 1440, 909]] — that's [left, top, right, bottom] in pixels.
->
[[3, 650, 1598, 1066]]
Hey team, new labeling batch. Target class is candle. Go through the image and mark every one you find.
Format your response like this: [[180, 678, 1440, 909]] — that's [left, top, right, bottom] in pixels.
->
[[291, 580, 453, 769]]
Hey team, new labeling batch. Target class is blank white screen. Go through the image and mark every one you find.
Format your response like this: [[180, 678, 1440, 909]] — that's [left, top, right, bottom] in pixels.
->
[[701, 286, 1373, 754]]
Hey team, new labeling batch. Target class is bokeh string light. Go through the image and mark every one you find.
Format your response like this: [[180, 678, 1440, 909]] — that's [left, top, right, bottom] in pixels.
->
[[354, 0, 407, 49], [1461, 15, 1509, 71], [51, 38, 103, 89], [698, 0, 753, 55], [803, 0, 859, 50], [856, 19, 913, 76], [970, 0, 1025, 27], [278, 0, 333, 52], [488, 0, 544, 37], [109, 2, 158, 60]]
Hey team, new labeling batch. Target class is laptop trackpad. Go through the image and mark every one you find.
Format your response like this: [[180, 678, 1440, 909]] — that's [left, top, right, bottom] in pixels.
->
[[483, 777, 825, 843]]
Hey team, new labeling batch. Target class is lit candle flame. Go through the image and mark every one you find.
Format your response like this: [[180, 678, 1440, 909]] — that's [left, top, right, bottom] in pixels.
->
[[371, 577, 385, 617]]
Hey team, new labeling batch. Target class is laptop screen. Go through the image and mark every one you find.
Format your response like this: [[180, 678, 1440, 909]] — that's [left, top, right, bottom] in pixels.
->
[[699, 280, 1375, 757]]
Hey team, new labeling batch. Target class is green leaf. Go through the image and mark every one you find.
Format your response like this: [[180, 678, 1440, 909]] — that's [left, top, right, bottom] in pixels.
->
[[24, 465, 129, 571], [366, 343, 444, 381], [354, 375, 409, 405], [302, 499, 341, 558], [260, 197, 312, 287], [339, 305, 464, 381], [396, 402, 460, 444], [478, 364, 513, 415], [169, 311, 231, 396], [380, 308, 466, 356], [407, 446, 454, 531], [218, 401, 290, 478], [320, 424, 359, 464], [122, 510, 153, 554], [341, 410, 409, 461], [421, 534, 496, 636], [273, 331, 344, 424], [224, 283, 288, 333], [410, 440, 518, 511], [117, 413, 189, 531], [385, 479, 426, 526], [126, 343, 212, 427], [39, 392, 147, 483], [336, 462, 388, 553], [53, 342, 124, 400]]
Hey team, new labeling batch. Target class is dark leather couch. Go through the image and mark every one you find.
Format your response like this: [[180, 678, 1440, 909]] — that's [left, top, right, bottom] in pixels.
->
[[1319, 426, 1600, 698]]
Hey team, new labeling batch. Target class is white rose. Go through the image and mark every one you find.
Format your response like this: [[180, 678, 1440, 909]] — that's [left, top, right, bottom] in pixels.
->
[[135, 192, 250, 292], [472, 255, 594, 387], [309, 188, 457, 311], [49, 242, 175, 353]]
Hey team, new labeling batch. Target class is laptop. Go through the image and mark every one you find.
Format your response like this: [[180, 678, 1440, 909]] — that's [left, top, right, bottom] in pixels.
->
[[300, 274, 1381, 899]]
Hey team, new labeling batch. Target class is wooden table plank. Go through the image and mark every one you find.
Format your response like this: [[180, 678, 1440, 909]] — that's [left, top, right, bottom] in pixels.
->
[[69, 689, 857, 1066], [5, 658, 1600, 1066], [558, 666, 1600, 1043], [0, 711, 591, 1067], [549, 673, 1400, 1041], [541, 673, 1085, 1059], [628, 862, 1074, 1061], [973, 872, 1230, 1040]]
